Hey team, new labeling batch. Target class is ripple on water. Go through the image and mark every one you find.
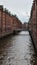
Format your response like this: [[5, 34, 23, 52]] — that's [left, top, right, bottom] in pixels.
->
[[0, 31, 37, 65]]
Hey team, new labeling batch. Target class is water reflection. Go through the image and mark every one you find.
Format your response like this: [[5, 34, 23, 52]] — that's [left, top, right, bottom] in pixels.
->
[[0, 31, 37, 65]]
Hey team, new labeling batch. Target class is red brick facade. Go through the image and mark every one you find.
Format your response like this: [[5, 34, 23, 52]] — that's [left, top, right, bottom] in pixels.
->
[[0, 6, 3, 34], [0, 5, 22, 37], [28, 0, 37, 51]]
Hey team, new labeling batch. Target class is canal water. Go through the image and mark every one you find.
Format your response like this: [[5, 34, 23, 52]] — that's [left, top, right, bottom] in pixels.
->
[[0, 31, 37, 65]]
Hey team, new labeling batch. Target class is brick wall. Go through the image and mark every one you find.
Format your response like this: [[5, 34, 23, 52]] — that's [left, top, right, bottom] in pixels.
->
[[0, 5, 22, 36], [0, 6, 3, 34], [28, 0, 37, 51]]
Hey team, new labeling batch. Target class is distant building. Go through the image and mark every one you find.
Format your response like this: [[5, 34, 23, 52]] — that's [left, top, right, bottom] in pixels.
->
[[22, 22, 28, 30]]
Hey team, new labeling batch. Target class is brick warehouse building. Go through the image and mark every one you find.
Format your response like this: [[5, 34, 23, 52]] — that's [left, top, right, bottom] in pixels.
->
[[11, 15, 22, 31], [22, 22, 28, 31], [28, 0, 37, 52], [0, 5, 22, 37], [0, 6, 3, 36]]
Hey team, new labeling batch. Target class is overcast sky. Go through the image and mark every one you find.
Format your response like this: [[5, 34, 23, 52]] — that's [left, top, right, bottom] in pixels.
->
[[0, 0, 33, 23]]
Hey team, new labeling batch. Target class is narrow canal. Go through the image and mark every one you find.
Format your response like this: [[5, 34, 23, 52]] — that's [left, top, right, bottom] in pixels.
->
[[0, 31, 37, 65]]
